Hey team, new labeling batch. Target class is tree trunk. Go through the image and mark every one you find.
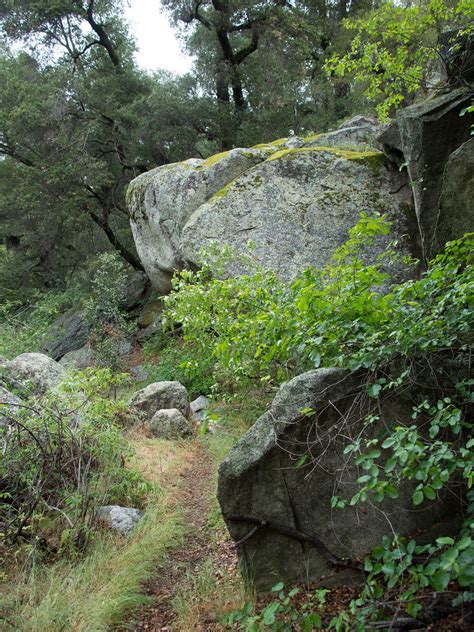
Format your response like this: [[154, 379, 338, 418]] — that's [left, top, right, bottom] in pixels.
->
[[88, 210, 145, 271]]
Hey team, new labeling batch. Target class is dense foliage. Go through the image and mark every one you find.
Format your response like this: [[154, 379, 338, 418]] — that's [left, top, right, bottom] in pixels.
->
[[0, 369, 149, 557], [325, 0, 474, 119], [166, 218, 473, 626]]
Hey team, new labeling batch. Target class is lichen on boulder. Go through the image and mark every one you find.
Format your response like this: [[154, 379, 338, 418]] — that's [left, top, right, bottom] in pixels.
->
[[128, 118, 413, 293]]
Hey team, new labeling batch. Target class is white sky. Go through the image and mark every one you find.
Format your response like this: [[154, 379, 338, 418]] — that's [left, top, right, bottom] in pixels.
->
[[124, 0, 194, 74]]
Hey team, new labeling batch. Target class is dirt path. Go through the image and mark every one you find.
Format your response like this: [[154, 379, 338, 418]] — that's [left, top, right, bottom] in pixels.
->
[[121, 439, 238, 631]]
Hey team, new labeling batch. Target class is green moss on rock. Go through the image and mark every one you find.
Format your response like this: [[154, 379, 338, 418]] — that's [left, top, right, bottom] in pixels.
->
[[197, 150, 232, 168], [266, 146, 384, 170]]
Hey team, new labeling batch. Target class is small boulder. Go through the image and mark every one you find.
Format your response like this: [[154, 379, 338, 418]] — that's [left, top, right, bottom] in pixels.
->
[[4, 353, 65, 395], [130, 365, 149, 382], [128, 380, 190, 420], [190, 395, 210, 422], [149, 408, 194, 439], [95, 505, 143, 534], [59, 345, 96, 370]]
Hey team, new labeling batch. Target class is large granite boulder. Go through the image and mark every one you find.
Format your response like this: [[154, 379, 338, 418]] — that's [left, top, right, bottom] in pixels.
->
[[218, 369, 461, 591], [3, 353, 65, 396], [128, 121, 413, 294], [128, 380, 190, 421], [128, 148, 272, 293], [383, 88, 473, 260]]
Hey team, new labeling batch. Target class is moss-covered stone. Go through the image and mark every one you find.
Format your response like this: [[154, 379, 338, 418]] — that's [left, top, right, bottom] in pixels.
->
[[266, 146, 384, 164], [139, 300, 163, 327], [196, 150, 232, 168]]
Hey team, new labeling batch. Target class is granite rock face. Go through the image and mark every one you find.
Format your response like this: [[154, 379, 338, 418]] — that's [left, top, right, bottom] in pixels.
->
[[128, 120, 413, 293], [217, 369, 461, 591], [438, 137, 474, 246], [391, 88, 472, 259]]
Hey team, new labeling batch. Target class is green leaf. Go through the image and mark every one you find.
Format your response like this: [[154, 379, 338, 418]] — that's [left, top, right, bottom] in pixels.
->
[[412, 490, 424, 506], [432, 569, 450, 591], [436, 537, 455, 546], [262, 601, 280, 625], [303, 612, 322, 630], [423, 486, 436, 500]]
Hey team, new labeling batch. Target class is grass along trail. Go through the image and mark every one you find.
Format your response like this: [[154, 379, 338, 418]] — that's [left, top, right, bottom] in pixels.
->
[[119, 434, 241, 631]]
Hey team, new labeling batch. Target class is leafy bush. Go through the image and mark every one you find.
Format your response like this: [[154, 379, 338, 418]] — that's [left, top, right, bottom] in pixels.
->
[[167, 219, 473, 627], [83, 252, 136, 371], [164, 214, 409, 386], [0, 368, 151, 557], [226, 583, 330, 631], [325, 0, 474, 119], [142, 340, 216, 397]]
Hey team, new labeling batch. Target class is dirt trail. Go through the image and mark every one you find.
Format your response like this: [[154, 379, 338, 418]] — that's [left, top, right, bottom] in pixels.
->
[[121, 439, 237, 631]]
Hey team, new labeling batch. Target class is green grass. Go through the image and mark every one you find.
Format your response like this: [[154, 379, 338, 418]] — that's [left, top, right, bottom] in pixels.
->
[[2, 497, 184, 632], [0, 386, 265, 631], [0, 440, 192, 631]]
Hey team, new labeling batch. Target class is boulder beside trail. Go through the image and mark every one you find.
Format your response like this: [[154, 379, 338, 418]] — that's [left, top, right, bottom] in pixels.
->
[[149, 408, 194, 439], [96, 506, 143, 534], [217, 368, 462, 591], [128, 380, 190, 421], [3, 353, 65, 396], [190, 395, 210, 423]]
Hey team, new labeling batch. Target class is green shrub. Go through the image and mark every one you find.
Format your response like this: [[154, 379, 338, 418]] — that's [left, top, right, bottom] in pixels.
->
[[0, 286, 81, 359], [142, 337, 216, 397], [167, 219, 473, 627], [83, 253, 136, 371], [164, 214, 408, 386], [0, 368, 151, 558]]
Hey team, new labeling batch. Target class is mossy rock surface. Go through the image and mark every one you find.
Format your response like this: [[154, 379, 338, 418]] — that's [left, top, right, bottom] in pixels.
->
[[128, 116, 414, 292]]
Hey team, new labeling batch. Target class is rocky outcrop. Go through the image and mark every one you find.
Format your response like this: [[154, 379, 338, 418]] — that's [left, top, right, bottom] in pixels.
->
[[128, 118, 413, 294], [378, 88, 473, 260], [149, 408, 194, 438], [128, 380, 190, 421], [438, 137, 474, 246], [41, 309, 90, 361], [3, 353, 65, 395], [217, 369, 461, 590]]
